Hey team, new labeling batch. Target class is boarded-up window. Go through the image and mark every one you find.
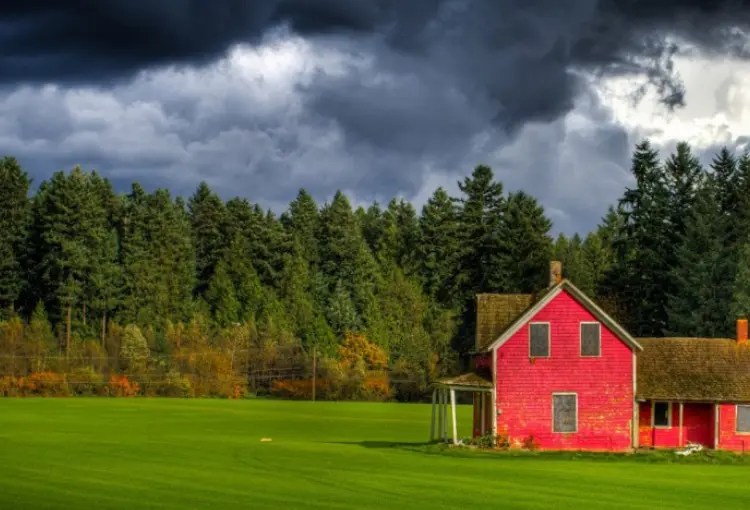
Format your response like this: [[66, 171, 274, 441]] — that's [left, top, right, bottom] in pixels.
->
[[529, 323, 550, 357], [553, 394, 577, 433], [737, 405, 750, 433], [653, 402, 671, 427], [580, 322, 601, 356]]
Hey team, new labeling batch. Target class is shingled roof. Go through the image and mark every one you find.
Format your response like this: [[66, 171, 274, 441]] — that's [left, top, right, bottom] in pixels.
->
[[434, 371, 493, 389], [475, 293, 535, 351], [636, 337, 750, 402]]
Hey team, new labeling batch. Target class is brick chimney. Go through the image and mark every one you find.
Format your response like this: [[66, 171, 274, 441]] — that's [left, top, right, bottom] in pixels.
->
[[738, 319, 748, 345], [549, 260, 562, 287]]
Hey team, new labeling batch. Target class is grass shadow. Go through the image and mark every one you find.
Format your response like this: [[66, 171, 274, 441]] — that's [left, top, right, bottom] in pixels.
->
[[321, 440, 450, 456], [321, 441, 750, 465]]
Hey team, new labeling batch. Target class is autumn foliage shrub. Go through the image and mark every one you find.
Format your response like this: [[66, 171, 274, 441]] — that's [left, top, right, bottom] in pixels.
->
[[270, 378, 333, 400], [271, 333, 393, 401], [107, 375, 140, 397], [19, 372, 70, 397]]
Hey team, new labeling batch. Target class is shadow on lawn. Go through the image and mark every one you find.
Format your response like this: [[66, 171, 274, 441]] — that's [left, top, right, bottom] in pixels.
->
[[322, 441, 750, 465], [322, 441, 448, 456]]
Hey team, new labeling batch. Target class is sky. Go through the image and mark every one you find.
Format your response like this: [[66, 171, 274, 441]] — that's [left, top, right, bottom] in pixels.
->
[[3, 1, 750, 236]]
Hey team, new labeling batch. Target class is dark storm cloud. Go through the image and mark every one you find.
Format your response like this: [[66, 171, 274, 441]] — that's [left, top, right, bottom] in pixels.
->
[[4, 1, 750, 100], [3, 0, 750, 235]]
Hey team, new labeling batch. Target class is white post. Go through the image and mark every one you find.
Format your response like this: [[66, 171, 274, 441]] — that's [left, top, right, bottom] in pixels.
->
[[678, 402, 684, 447], [450, 387, 458, 445], [437, 389, 443, 440], [430, 389, 437, 441], [440, 388, 448, 441]]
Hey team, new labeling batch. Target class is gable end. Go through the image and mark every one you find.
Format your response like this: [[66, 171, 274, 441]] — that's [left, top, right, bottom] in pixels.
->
[[484, 279, 642, 353]]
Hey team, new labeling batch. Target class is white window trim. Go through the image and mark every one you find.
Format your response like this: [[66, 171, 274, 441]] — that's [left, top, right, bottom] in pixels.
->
[[736, 404, 750, 435], [651, 401, 672, 429], [579, 321, 602, 357], [529, 321, 551, 358], [552, 392, 578, 434]]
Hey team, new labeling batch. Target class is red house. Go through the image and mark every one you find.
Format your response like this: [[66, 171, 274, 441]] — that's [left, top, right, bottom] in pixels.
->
[[430, 261, 750, 453]]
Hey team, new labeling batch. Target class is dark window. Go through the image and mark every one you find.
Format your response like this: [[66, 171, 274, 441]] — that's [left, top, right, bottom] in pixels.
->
[[529, 323, 550, 357], [553, 394, 577, 433], [580, 322, 601, 356], [737, 405, 750, 433], [653, 402, 670, 427]]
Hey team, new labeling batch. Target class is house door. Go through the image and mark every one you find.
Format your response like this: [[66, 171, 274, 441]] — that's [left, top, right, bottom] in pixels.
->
[[684, 403, 713, 447]]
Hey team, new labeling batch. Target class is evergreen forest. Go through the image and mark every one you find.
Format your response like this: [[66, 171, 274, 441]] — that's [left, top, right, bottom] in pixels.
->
[[1, 139, 748, 400]]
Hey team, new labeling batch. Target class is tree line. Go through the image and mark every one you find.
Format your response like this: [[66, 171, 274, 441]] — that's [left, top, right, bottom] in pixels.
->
[[0, 139, 747, 399]]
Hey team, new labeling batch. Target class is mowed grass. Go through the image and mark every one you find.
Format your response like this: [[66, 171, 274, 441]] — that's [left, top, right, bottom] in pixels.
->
[[0, 399, 748, 509]]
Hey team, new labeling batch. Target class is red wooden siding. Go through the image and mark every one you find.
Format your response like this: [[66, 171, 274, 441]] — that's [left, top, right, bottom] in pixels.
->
[[717, 404, 750, 453], [638, 401, 714, 448], [495, 290, 634, 451], [684, 403, 713, 446]]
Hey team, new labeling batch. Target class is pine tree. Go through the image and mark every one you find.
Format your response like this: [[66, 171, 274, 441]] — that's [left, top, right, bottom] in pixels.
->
[[188, 182, 227, 297], [29, 167, 103, 351], [417, 187, 463, 309], [205, 259, 240, 328], [282, 189, 320, 266], [455, 165, 508, 297], [665, 180, 732, 337], [0, 157, 30, 315], [360, 202, 385, 254], [730, 241, 750, 322], [608, 140, 672, 336], [453, 165, 509, 353], [502, 191, 554, 293], [89, 228, 123, 346]]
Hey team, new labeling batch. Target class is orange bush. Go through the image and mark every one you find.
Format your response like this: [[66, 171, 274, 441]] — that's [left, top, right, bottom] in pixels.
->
[[361, 374, 392, 401], [107, 375, 140, 397], [20, 372, 70, 397], [270, 378, 332, 400], [338, 332, 388, 370]]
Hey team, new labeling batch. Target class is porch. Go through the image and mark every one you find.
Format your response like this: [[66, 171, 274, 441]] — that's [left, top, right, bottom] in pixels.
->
[[429, 372, 493, 444], [638, 399, 718, 449]]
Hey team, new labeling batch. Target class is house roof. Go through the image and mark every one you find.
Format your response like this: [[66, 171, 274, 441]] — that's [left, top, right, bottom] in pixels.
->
[[477, 279, 642, 353], [434, 372, 493, 389], [636, 337, 750, 402], [475, 293, 535, 351]]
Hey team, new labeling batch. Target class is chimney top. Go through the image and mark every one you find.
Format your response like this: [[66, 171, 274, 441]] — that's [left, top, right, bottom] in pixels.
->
[[549, 261, 562, 287], [738, 319, 748, 345]]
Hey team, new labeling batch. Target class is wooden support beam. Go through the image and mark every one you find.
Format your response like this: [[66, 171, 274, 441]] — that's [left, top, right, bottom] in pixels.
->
[[430, 389, 437, 441], [450, 387, 458, 445], [437, 389, 443, 440], [480, 392, 486, 436], [714, 403, 720, 449], [678, 402, 684, 447]]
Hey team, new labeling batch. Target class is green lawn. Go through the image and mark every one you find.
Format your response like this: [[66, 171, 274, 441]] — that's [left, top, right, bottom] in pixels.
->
[[0, 399, 748, 509]]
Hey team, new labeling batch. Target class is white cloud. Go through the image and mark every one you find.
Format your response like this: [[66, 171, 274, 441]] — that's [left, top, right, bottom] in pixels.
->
[[596, 52, 750, 151]]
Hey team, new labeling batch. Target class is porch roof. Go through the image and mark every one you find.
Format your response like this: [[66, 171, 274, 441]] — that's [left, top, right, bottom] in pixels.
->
[[637, 337, 750, 402], [433, 372, 493, 390]]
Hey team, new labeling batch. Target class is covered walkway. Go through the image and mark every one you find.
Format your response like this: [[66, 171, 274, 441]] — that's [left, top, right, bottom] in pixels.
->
[[430, 372, 493, 444]]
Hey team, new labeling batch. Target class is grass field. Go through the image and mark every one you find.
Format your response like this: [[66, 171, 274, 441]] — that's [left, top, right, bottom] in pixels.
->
[[1, 399, 749, 509]]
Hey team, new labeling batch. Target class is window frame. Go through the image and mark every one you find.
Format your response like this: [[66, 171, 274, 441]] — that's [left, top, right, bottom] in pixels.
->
[[528, 321, 551, 358], [552, 392, 578, 434], [651, 401, 672, 429], [579, 321, 602, 357], [736, 405, 750, 434]]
